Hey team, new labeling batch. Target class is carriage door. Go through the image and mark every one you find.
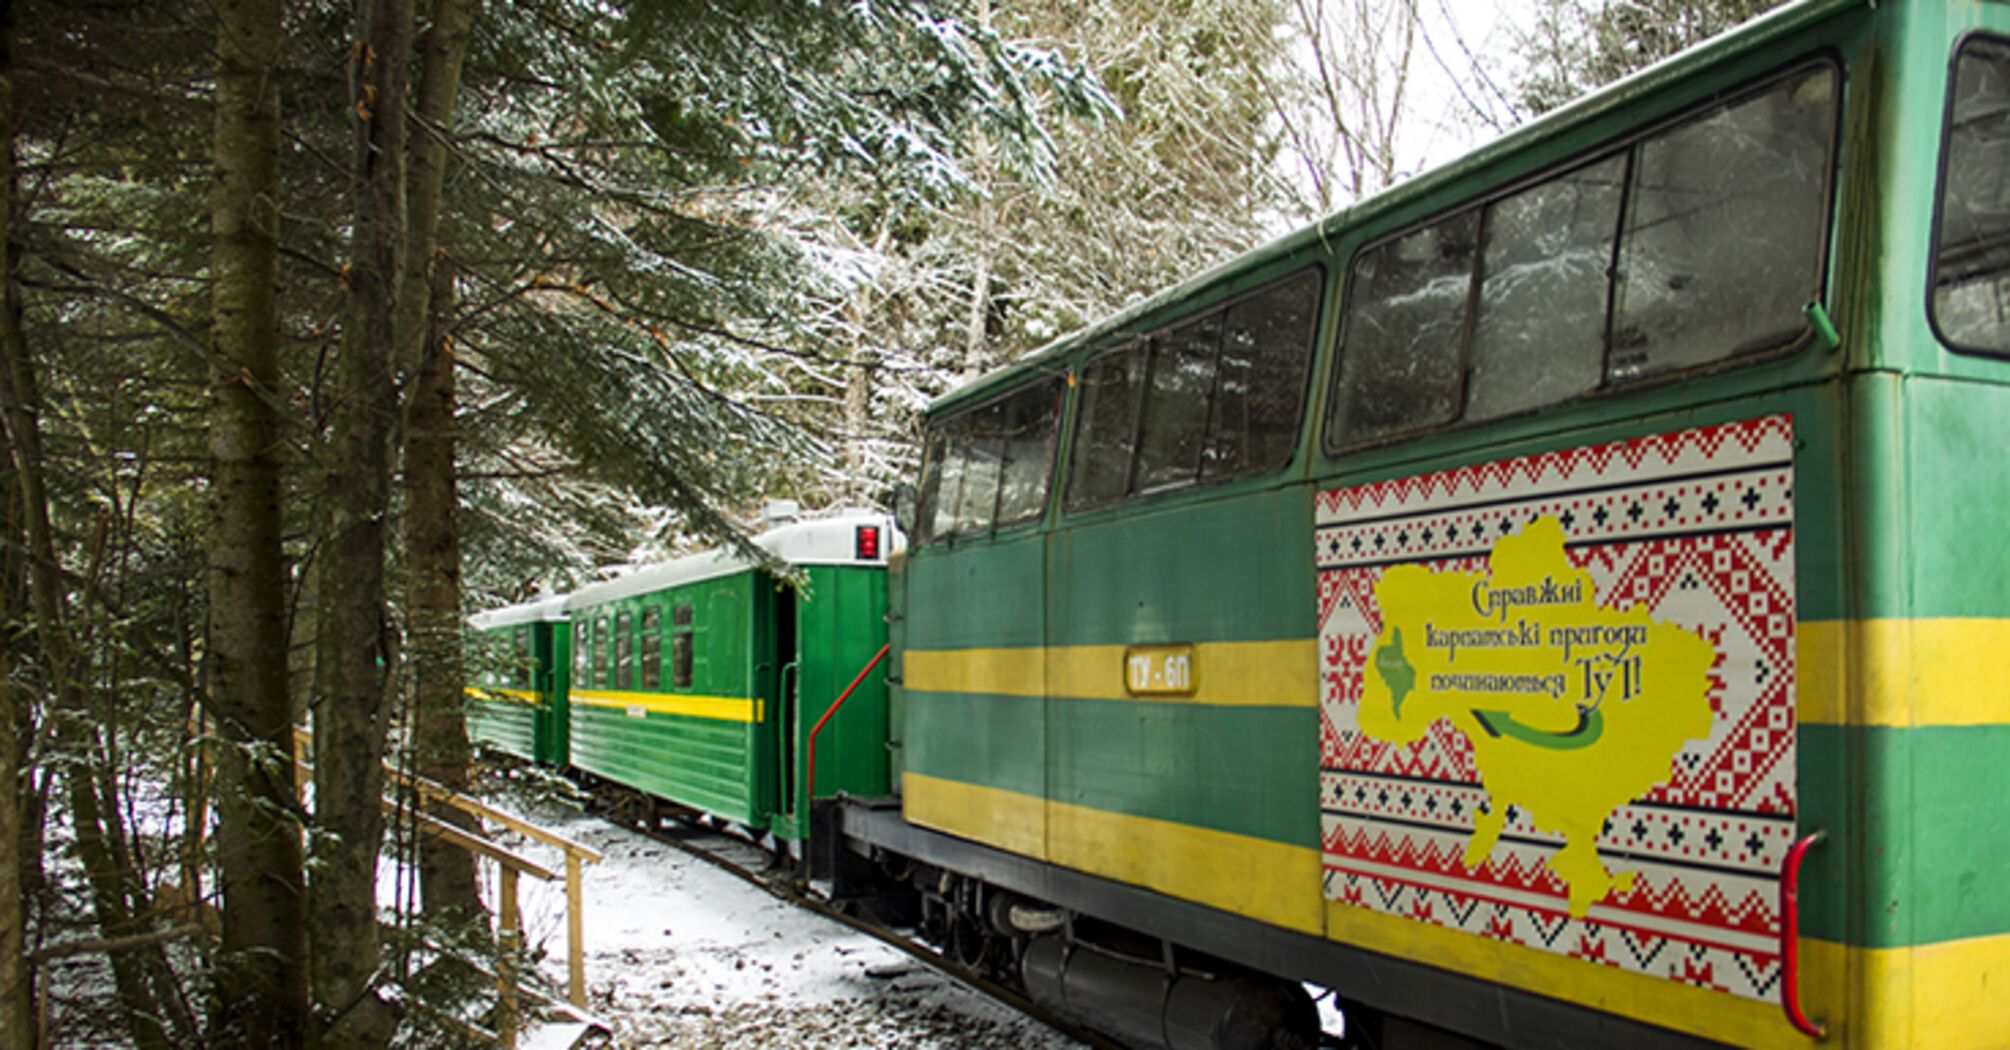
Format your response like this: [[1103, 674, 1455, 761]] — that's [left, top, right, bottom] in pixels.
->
[[774, 587, 800, 820]]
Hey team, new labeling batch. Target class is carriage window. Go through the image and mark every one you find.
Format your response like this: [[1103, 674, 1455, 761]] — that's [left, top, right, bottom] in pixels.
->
[[1332, 214, 1477, 445], [1203, 271, 1321, 480], [1135, 316, 1221, 491], [641, 608, 662, 689], [1611, 66, 1835, 379], [1467, 155, 1624, 421], [614, 612, 632, 689], [1934, 37, 2010, 355], [1065, 343, 1146, 509], [513, 626, 532, 689], [592, 616, 608, 688], [994, 380, 1063, 526], [573, 621, 587, 676], [672, 603, 694, 688]]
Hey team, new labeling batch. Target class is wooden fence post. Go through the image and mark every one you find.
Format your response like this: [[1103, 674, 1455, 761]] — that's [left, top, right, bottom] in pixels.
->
[[565, 852, 585, 1008], [498, 866, 520, 1050]]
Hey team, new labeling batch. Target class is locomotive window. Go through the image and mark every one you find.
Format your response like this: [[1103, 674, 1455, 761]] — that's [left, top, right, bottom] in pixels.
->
[[640, 608, 662, 690], [1134, 315, 1221, 492], [592, 615, 608, 688], [672, 602, 694, 688], [916, 426, 953, 542], [993, 379, 1063, 527], [915, 378, 1064, 543], [1203, 270, 1321, 480], [1933, 36, 2010, 356], [1327, 61, 1838, 451], [1064, 343, 1146, 510], [952, 402, 1006, 536], [1467, 155, 1622, 420], [573, 621, 587, 677], [1064, 268, 1322, 511], [1331, 214, 1476, 447], [614, 612, 632, 689], [1610, 66, 1835, 380]]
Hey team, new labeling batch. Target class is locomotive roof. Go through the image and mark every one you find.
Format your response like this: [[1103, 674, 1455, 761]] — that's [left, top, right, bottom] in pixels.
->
[[468, 593, 570, 630], [926, 0, 1855, 417], [561, 509, 898, 612]]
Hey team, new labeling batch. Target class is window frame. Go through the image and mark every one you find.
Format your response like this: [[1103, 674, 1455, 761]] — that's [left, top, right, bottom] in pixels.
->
[[640, 607, 663, 690], [614, 611, 632, 689], [1061, 339, 1148, 514], [1927, 31, 2010, 360], [1062, 265, 1327, 516], [915, 373, 1067, 547], [1323, 55, 1843, 456], [592, 615, 609, 688], [671, 602, 695, 689], [513, 626, 532, 689]]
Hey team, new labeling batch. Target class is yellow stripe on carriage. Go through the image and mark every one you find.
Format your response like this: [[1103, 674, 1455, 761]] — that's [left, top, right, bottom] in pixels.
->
[[465, 686, 538, 705], [571, 688, 763, 723], [904, 622, 2010, 724], [1802, 933, 2010, 1048], [901, 772, 1323, 935], [901, 772, 1046, 861], [903, 640, 1317, 707], [1798, 618, 2010, 727]]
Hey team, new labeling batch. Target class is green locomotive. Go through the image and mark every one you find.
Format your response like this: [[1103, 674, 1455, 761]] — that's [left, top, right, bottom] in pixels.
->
[[840, 1, 2010, 1046], [468, 1, 2010, 1045]]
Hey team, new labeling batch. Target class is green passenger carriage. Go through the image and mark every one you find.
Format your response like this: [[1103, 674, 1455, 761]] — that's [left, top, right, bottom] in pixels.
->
[[562, 509, 895, 840], [466, 594, 571, 767], [867, 1, 2010, 1045]]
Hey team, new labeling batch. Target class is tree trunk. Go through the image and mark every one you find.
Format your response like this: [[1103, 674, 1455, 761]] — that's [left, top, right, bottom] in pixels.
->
[[399, 0, 480, 921], [0, 4, 27, 1044], [208, 0, 312, 1041], [309, 0, 410, 1043], [0, 193, 175, 1050], [405, 256, 479, 918], [0, 5, 192, 1035]]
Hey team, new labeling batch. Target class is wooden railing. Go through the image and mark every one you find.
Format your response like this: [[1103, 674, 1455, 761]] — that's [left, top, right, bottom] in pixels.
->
[[292, 729, 602, 1046]]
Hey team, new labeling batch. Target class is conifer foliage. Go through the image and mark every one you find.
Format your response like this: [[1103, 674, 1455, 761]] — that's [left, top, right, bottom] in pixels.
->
[[0, 0, 1096, 1045]]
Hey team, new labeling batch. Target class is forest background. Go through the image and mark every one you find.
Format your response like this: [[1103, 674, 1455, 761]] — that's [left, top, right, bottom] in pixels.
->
[[0, 0, 1783, 1046]]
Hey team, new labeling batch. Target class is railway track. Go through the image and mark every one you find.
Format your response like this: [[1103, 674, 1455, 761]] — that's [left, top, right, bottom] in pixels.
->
[[605, 809, 1127, 1050]]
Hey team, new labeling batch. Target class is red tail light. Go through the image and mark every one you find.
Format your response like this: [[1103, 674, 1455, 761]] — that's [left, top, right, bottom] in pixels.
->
[[855, 525, 881, 560]]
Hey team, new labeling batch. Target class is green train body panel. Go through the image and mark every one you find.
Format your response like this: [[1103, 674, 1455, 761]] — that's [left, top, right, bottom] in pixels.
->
[[540, 621, 571, 765], [466, 687, 536, 760], [897, 2, 2010, 1045], [466, 595, 569, 765], [768, 563, 891, 841], [569, 570, 769, 826]]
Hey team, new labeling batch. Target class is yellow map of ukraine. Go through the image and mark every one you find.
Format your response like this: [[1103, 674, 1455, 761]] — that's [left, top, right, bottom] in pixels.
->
[[1360, 517, 1715, 918]]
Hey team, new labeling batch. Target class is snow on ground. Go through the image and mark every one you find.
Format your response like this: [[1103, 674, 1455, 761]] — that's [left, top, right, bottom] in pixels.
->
[[485, 804, 1087, 1049]]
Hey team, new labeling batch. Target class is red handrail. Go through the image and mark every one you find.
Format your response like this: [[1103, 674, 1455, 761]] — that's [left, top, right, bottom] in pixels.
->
[[1781, 829, 1827, 1040], [804, 643, 891, 804]]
